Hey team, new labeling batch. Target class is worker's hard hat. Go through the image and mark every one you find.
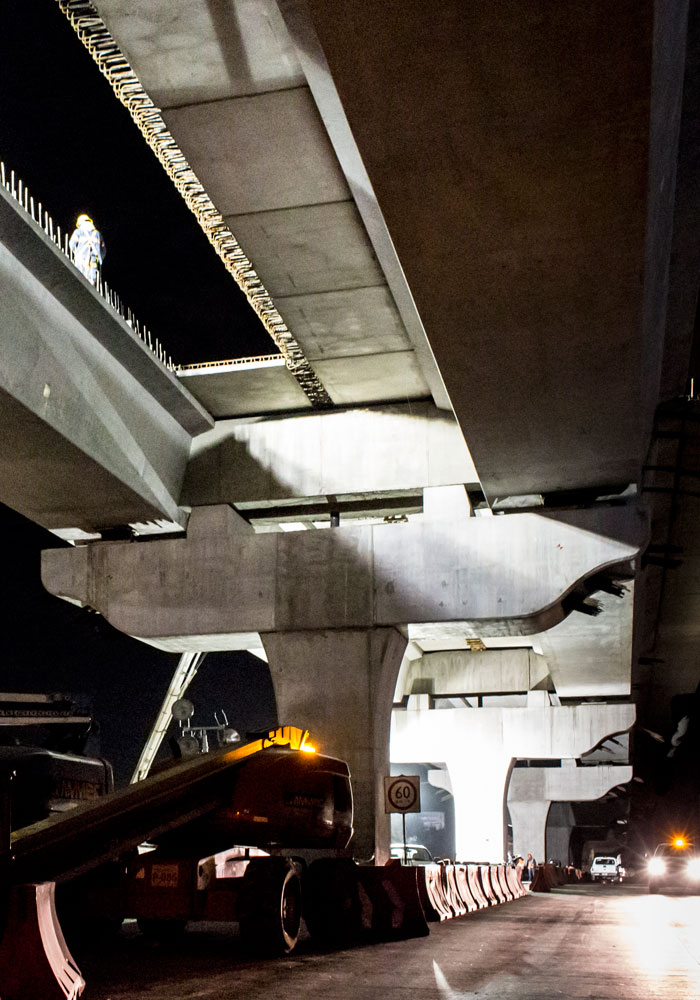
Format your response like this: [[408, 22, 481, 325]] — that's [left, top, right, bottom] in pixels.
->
[[76, 213, 93, 226]]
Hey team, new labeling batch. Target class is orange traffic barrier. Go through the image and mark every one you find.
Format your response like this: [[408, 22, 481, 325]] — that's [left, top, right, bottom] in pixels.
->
[[454, 865, 478, 912], [489, 865, 506, 903], [467, 864, 489, 908], [415, 864, 441, 922], [506, 865, 526, 898], [443, 866, 467, 917], [0, 882, 85, 999], [357, 865, 429, 940], [479, 865, 499, 905], [421, 864, 452, 921], [495, 865, 513, 901]]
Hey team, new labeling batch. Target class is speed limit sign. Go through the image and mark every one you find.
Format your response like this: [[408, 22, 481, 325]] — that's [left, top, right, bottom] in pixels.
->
[[384, 775, 421, 814]]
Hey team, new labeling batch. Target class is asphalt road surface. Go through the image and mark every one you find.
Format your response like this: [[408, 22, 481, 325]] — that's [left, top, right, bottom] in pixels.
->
[[72, 884, 700, 999]]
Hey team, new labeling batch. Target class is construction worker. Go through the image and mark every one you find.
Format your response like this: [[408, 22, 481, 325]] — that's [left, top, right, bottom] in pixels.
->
[[69, 213, 105, 286]]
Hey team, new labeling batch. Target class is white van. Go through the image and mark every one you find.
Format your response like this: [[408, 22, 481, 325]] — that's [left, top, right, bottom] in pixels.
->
[[590, 855, 624, 883]]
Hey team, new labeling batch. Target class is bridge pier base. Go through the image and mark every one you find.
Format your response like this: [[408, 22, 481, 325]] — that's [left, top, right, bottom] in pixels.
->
[[261, 627, 407, 863]]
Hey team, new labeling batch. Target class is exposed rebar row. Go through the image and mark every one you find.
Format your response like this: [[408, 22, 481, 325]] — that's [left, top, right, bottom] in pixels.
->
[[57, 0, 333, 408], [0, 159, 175, 371]]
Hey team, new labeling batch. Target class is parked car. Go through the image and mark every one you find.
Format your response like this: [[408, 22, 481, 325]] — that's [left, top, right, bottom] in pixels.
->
[[390, 843, 435, 865], [647, 838, 700, 894]]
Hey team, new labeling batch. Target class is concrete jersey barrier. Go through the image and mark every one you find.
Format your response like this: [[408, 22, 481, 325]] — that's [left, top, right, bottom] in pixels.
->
[[467, 864, 489, 908], [479, 865, 499, 905], [454, 865, 478, 912]]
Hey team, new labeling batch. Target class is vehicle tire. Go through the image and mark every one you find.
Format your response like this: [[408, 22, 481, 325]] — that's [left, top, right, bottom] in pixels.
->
[[304, 858, 361, 948], [648, 883, 659, 895], [239, 858, 302, 956], [137, 918, 187, 940]]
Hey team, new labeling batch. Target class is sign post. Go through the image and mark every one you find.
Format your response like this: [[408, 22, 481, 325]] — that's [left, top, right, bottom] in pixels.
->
[[384, 775, 421, 862]]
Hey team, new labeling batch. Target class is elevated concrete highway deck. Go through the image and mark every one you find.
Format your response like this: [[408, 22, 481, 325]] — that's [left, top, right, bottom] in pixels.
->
[[91, 0, 443, 414], [0, 177, 212, 535], [86, 0, 696, 504]]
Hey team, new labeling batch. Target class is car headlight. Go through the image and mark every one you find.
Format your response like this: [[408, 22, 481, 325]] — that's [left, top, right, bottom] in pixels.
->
[[648, 858, 666, 876], [686, 858, 700, 879]]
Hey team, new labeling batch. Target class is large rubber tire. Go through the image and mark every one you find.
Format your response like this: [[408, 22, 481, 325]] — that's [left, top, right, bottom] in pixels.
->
[[304, 858, 361, 948], [239, 858, 302, 956], [137, 918, 187, 941]]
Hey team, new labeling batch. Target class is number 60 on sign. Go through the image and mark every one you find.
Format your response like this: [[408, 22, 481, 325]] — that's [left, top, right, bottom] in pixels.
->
[[384, 775, 421, 814]]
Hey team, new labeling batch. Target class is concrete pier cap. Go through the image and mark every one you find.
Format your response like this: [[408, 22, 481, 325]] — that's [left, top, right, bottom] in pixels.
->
[[41, 503, 645, 648]]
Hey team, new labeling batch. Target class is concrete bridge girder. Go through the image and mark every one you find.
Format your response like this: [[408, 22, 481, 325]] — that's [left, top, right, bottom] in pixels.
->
[[507, 762, 634, 863], [0, 182, 212, 535], [397, 648, 553, 702], [284, 0, 688, 499], [391, 694, 635, 863], [182, 401, 477, 509], [93, 0, 437, 412]]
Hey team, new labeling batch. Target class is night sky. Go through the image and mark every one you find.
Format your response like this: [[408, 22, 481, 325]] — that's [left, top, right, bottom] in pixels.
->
[[0, 504, 277, 784], [0, 2, 278, 783], [0, 0, 275, 364]]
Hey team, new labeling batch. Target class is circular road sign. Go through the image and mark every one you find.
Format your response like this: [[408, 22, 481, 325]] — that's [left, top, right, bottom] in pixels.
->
[[384, 775, 421, 814]]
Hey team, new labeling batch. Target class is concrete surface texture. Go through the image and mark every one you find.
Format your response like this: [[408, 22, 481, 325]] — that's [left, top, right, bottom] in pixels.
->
[[397, 648, 554, 700], [0, 184, 211, 535], [70, 887, 700, 1000], [536, 586, 635, 697], [507, 761, 633, 863], [391, 693, 635, 861], [177, 362, 313, 418], [96, 0, 436, 411], [40, 504, 643, 649], [293, 0, 686, 499], [262, 627, 406, 861], [398, 575, 636, 699], [182, 402, 478, 508]]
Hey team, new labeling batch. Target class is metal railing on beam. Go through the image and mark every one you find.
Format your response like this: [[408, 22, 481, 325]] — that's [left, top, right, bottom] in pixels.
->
[[0, 160, 175, 371]]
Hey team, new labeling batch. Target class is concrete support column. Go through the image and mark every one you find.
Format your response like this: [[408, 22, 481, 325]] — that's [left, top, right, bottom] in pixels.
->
[[261, 627, 407, 862], [507, 798, 551, 864], [546, 802, 577, 865], [442, 747, 513, 863], [507, 761, 633, 864]]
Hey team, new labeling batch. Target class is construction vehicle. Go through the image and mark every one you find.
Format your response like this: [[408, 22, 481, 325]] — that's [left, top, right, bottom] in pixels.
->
[[0, 687, 357, 999], [0, 691, 113, 833], [4, 723, 353, 979]]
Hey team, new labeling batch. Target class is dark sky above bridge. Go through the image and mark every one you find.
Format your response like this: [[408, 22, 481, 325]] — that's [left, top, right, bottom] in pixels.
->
[[0, 0, 274, 365]]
